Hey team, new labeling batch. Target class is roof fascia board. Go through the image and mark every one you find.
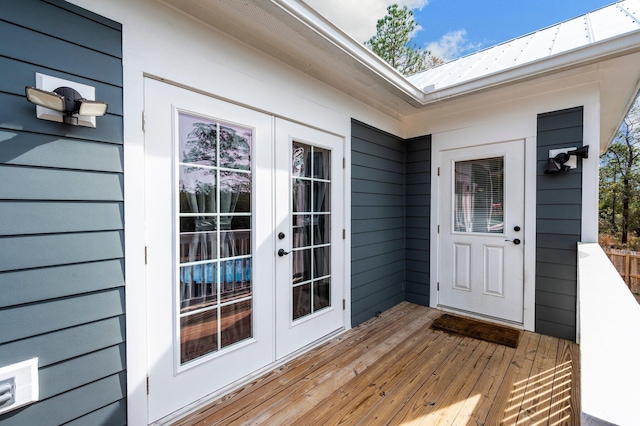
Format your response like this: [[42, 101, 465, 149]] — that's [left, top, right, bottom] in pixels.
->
[[270, 0, 426, 100], [171, 0, 639, 112], [272, 1, 640, 110]]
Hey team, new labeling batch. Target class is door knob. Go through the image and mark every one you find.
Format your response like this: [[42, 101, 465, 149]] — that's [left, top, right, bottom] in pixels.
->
[[505, 238, 521, 245], [278, 248, 290, 257]]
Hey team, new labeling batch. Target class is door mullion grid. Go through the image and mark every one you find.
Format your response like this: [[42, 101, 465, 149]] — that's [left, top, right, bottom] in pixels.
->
[[216, 122, 222, 352], [310, 145, 315, 314]]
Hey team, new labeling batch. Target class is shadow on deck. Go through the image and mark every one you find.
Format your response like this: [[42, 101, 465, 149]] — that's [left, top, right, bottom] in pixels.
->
[[174, 302, 579, 425]]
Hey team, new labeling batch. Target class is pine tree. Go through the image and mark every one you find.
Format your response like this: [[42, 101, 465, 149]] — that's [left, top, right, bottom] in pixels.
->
[[365, 4, 439, 76]]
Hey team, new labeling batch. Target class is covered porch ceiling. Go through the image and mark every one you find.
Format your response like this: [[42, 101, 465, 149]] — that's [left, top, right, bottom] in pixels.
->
[[163, 0, 640, 150]]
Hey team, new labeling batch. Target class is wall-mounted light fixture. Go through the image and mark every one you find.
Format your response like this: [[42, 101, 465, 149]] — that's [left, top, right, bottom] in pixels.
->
[[25, 86, 108, 126], [544, 145, 589, 174], [24, 73, 108, 128]]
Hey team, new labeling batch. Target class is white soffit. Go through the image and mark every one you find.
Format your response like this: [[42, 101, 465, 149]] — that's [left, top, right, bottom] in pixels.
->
[[162, 0, 640, 113], [409, 0, 640, 93], [160, 0, 424, 116]]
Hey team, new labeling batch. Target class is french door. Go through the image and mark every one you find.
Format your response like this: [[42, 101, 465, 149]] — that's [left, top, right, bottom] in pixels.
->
[[438, 140, 525, 324], [274, 119, 344, 359], [144, 79, 344, 422], [144, 79, 274, 422]]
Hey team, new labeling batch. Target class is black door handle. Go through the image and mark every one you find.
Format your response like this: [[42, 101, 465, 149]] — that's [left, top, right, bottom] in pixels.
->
[[505, 238, 521, 245], [278, 248, 290, 257]]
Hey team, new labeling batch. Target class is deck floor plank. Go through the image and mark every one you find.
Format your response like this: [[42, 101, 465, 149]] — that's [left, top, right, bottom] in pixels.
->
[[382, 338, 495, 425], [179, 302, 420, 426], [516, 334, 560, 425], [251, 306, 439, 425], [417, 341, 498, 425], [307, 310, 443, 425], [330, 331, 465, 426], [232, 303, 423, 425], [547, 338, 580, 425], [353, 334, 473, 425], [172, 304, 580, 426], [483, 331, 542, 425]]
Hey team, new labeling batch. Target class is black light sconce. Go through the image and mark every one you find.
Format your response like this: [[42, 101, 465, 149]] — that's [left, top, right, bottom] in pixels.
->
[[544, 145, 589, 174], [25, 86, 108, 126]]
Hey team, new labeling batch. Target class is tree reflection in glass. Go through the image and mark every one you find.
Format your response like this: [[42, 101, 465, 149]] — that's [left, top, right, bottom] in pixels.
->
[[177, 112, 253, 365]]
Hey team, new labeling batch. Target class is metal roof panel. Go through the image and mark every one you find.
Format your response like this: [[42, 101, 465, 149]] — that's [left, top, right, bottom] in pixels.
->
[[484, 36, 535, 75], [409, 0, 640, 93], [551, 16, 591, 55], [515, 26, 558, 65], [590, 3, 640, 41]]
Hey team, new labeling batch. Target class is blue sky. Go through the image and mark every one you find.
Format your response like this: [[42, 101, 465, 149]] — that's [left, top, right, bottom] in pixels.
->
[[414, 0, 616, 59], [306, 0, 617, 61]]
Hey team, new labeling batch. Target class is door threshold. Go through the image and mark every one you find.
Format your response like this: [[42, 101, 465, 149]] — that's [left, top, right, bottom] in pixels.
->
[[151, 327, 346, 426]]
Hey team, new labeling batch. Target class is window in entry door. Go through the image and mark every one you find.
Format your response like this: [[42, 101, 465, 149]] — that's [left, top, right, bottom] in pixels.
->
[[454, 156, 504, 234], [291, 142, 332, 320], [177, 112, 253, 364]]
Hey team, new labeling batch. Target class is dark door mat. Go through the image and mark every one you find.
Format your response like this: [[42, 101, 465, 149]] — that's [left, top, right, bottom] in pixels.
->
[[431, 313, 522, 348]]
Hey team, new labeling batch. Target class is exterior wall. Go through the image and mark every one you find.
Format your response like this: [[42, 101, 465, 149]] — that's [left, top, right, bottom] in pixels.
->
[[535, 107, 584, 341], [409, 70, 601, 336], [405, 136, 432, 306], [0, 1, 125, 424], [63, 1, 404, 422], [351, 121, 406, 326], [350, 122, 432, 326], [3, 2, 607, 423]]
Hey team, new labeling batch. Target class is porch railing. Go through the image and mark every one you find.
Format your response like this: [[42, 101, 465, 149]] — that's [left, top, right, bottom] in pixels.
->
[[577, 243, 640, 426]]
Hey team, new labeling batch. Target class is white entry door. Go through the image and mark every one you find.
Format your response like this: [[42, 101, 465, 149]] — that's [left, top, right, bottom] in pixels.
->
[[144, 79, 275, 423], [438, 141, 525, 324], [274, 119, 345, 359]]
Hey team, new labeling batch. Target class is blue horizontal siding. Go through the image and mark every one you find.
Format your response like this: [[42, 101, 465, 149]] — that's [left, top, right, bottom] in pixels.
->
[[405, 135, 431, 306], [535, 106, 583, 341], [0, 316, 126, 368], [351, 120, 406, 326], [0, 130, 124, 171], [350, 121, 431, 326], [0, 21, 121, 86], [0, 259, 125, 308], [0, 1, 125, 424]]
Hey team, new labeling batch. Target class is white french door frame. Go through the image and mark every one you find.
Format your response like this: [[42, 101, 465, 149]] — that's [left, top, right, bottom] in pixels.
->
[[430, 136, 537, 332], [274, 118, 347, 360], [129, 76, 352, 425], [144, 78, 276, 423]]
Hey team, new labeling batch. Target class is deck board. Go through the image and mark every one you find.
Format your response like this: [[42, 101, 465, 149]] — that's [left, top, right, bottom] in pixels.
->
[[174, 303, 580, 426]]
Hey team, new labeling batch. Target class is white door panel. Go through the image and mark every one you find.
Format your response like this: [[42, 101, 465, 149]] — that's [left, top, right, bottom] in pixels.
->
[[438, 141, 525, 324], [144, 79, 274, 422], [274, 119, 345, 359]]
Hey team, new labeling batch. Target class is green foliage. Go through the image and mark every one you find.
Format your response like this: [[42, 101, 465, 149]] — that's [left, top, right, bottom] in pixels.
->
[[365, 4, 439, 76], [600, 97, 640, 246], [182, 122, 251, 193]]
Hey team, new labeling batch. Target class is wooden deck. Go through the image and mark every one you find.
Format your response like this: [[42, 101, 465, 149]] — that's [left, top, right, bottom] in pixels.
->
[[174, 302, 580, 425]]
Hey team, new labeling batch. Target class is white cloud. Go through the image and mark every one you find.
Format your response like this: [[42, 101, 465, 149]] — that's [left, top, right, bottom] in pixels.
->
[[304, 0, 429, 44], [426, 29, 482, 62]]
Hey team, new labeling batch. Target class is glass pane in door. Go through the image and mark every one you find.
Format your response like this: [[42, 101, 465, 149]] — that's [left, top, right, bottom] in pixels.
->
[[177, 112, 253, 365], [291, 143, 331, 321], [454, 156, 504, 233]]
